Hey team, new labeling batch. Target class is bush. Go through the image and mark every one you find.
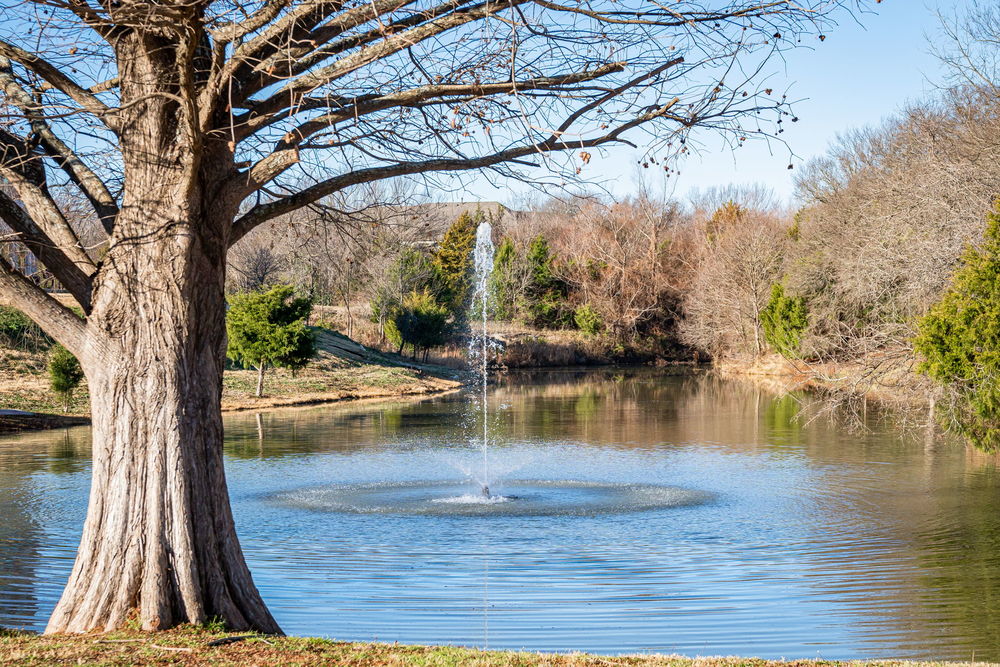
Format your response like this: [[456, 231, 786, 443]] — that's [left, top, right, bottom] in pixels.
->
[[0, 306, 53, 352], [226, 285, 316, 397], [914, 200, 1000, 451], [388, 288, 451, 359], [49, 345, 84, 412], [574, 304, 602, 336], [761, 283, 808, 358], [370, 247, 445, 336]]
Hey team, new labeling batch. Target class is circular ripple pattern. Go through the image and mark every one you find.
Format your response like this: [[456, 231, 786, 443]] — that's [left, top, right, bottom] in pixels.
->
[[269, 479, 714, 516]]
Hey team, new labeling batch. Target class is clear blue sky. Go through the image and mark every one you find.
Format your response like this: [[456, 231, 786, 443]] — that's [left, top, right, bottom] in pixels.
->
[[461, 0, 968, 207]]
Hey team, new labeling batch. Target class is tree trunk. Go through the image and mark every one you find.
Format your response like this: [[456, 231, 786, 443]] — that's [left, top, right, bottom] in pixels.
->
[[45, 40, 279, 629], [256, 362, 266, 398], [45, 217, 279, 633]]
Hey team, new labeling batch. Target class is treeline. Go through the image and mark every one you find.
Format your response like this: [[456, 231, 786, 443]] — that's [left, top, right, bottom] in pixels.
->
[[220, 6, 1000, 449]]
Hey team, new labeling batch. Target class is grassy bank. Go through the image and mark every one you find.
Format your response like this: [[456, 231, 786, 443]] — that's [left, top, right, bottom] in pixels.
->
[[0, 327, 462, 433], [0, 627, 992, 667]]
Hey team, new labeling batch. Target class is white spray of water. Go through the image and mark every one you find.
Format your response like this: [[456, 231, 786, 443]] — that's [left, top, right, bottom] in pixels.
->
[[469, 221, 495, 493]]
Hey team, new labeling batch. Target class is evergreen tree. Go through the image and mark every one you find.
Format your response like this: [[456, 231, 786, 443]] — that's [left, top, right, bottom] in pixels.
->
[[574, 304, 603, 336], [706, 200, 748, 242], [761, 283, 809, 358], [915, 201, 1000, 451], [433, 210, 482, 314], [226, 285, 316, 397], [522, 235, 570, 328], [489, 237, 519, 321], [49, 344, 84, 412]]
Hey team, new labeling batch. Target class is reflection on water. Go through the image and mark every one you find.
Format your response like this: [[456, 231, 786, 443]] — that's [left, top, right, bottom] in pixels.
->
[[2, 369, 1000, 660]]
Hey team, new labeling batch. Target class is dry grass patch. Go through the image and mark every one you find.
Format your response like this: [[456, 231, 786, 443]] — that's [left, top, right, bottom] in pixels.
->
[[0, 627, 994, 667]]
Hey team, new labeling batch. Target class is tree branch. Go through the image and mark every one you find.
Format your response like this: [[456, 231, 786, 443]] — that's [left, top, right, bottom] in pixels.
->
[[211, 0, 296, 45], [233, 62, 626, 191], [0, 189, 94, 311], [0, 129, 100, 283], [0, 59, 118, 235], [0, 39, 117, 129], [0, 255, 87, 357], [244, 0, 527, 121], [231, 95, 681, 244]]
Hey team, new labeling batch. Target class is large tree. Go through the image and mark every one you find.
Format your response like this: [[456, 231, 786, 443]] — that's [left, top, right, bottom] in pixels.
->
[[0, 0, 858, 635]]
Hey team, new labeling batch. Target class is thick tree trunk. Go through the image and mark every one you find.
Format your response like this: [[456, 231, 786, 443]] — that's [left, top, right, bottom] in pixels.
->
[[45, 217, 280, 634], [41, 27, 280, 635], [44, 71, 279, 630]]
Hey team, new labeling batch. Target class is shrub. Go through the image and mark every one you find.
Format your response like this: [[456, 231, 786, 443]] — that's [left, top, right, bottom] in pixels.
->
[[388, 288, 451, 359], [914, 200, 1000, 451], [574, 304, 603, 336], [761, 283, 809, 358], [49, 344, 84, 412], [227, 285, 316, 397], [370, 247, 444, 338]]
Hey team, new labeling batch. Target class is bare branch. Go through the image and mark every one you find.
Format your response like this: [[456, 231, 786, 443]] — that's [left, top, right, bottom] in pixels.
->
[[0, 59, 118, 235], [235, 62, 626, 190], [0, 39, 116, 128], [0, 130, 99, 283], [0, 254, 87, 356], [0, 189, 94, 311], [245, 0, 527, 120], [231, 97, 680, 243]]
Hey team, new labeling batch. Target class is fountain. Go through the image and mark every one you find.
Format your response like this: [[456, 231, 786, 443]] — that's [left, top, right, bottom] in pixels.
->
[[469, 220, 496, 500], [269, 221, 711, 517]]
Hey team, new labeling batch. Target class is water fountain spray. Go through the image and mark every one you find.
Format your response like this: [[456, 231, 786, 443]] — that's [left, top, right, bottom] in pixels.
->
[[469, 220, 495, 498]]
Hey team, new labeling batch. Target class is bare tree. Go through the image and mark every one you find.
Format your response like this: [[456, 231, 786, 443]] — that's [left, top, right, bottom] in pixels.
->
[[562, 196, 683, 340], [229, 234, 285, 292], [0, 0, 861, 634], [679, 208, 786, 357]]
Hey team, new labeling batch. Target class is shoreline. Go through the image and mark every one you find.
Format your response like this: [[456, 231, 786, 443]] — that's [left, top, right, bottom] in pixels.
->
[[0, 376, 465, 435], [711, 354, 935, 413], [0, 627, 991, 666], [0, 353, 933, 436]]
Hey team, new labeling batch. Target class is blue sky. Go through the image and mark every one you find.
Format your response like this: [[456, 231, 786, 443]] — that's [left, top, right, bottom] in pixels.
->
[[462, 1, 968, 207]]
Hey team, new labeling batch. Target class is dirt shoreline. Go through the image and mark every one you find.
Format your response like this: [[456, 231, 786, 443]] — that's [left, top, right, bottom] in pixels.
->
[[712, 354, 935, 413]]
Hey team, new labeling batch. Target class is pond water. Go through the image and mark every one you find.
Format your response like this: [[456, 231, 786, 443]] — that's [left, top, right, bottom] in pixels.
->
[[2, 369, 1000, 660]]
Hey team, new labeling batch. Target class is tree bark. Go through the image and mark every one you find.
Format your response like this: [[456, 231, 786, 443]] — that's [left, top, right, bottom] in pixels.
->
[[256, 363, 266, 398], [45, 31, 280, 631], [45, 207, 280, 633]]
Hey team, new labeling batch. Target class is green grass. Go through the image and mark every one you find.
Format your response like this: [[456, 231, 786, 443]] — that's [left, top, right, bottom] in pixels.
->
[[0, 626, 993, 667]]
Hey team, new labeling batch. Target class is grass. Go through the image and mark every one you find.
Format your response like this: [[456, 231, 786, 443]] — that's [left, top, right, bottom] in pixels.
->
[[0, 627, 993, 667], [0, 325, 463, 429]]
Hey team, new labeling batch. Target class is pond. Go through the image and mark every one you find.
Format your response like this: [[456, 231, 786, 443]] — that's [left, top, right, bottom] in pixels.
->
[[2, 369, 1000, 660]]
